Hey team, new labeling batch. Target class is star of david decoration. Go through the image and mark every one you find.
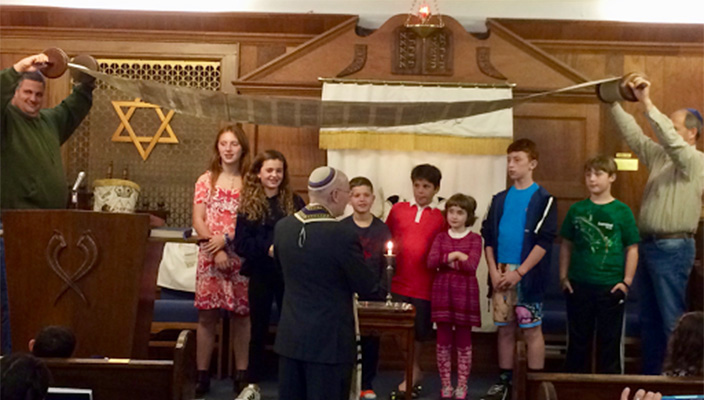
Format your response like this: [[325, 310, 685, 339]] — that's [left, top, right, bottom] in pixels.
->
[[111, 98, 179, 160]]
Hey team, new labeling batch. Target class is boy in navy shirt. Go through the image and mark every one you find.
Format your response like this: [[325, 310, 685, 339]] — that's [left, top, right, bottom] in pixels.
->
[[341, 177, 392, 400]]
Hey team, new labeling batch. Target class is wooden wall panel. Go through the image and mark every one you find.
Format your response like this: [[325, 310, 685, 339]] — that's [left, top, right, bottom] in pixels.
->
[[0, 7, 354, 36], [514, 102, 601, 227], [254, 125, 326, 200]]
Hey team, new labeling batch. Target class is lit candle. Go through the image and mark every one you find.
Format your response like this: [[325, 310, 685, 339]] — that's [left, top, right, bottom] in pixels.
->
[[386, 241, 394, 256]]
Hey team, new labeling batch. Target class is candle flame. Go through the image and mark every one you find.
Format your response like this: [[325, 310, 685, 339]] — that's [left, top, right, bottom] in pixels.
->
[[386, 241, 394, 255], [418, 5, 431, 19]]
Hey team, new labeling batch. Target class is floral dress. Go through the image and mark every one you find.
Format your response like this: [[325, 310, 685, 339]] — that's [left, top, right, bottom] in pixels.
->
[[193, 171, 249, 315]]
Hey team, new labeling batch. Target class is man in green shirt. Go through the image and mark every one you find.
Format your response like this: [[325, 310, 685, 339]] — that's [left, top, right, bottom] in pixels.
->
[[559, 155, 639, 374], [608, 75, 704, 374], [0, 52, 94, 353], [1, 52, 94, 209]]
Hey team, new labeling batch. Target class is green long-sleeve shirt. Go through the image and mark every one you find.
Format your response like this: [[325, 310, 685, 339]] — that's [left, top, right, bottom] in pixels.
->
[[1, 67, 93, 209], [609, 103, 704, 235]]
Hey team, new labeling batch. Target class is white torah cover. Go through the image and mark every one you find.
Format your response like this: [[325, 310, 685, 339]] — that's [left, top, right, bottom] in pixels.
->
[[323, 82, 512, 332]]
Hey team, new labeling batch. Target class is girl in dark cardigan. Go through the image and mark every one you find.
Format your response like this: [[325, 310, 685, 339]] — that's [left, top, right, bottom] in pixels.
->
[[230, 150, 305, 391]]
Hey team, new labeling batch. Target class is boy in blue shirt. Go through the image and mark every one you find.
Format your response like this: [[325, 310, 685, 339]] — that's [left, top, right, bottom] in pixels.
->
[[481, 138, 557, 400]]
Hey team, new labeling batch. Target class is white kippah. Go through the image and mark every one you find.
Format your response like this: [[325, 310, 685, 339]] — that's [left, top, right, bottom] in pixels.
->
[[308, 166, 337, 191]]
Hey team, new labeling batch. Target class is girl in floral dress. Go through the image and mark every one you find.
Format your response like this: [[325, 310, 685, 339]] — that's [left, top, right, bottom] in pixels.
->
[[192, 125, 251, 395]]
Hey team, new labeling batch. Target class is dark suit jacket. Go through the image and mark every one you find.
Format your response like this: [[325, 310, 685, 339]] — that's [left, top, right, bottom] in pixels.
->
[[273, 213, 376, 364]]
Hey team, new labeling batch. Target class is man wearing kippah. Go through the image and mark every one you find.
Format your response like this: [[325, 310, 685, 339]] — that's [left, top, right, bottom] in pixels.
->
[[273, 166, 376, 400], [608, 75, 704, 375]]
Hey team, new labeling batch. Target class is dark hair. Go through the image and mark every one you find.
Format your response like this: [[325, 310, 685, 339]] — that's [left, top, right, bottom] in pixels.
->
[[208, 124, 251, 191], [0, 353, 51, 400], [684, 108, 703, 140], [32, 325, 76, 358], [349, 176, 373, 191], [444, 193, 478, 226], [663, 311, 703, 377], [507, 138, 539, 161], [239, 149, 296, 222], [411, 164, 442, 188], [17, 71, 46, 90], [584, 155, 618, 176]]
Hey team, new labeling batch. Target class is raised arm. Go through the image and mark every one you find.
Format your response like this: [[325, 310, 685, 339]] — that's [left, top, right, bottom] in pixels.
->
[[1, 68, 20, 117], [609, 102, 661, 168], [625, 75, 700, 174]]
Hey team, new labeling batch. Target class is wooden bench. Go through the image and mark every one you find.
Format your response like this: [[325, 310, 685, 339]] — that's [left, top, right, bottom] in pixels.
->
[[45, 330, 196, 400], [513, 341, 704, 400]]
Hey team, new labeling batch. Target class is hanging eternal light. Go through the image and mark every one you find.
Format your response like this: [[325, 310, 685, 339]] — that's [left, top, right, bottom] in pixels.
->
[[405, 0, 444, 38]]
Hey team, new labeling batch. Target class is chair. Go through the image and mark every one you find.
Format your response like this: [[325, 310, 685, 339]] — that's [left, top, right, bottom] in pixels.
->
[[150, 287, 227, 379]]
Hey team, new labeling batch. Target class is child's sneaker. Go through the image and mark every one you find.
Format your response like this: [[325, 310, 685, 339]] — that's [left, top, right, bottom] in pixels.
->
[[235, 384, 261, 400], [480, 382, 510, 400], [441, 385, 454, 399], [454, 385, 468, 400], [360, 389, 377, 399]]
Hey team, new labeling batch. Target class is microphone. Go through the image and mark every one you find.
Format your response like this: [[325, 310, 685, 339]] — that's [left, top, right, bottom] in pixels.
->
[[72, 171, 86, 192]]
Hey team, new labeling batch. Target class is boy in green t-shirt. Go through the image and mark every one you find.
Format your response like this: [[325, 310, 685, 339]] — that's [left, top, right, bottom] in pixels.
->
[[559, 155, 639, 374]]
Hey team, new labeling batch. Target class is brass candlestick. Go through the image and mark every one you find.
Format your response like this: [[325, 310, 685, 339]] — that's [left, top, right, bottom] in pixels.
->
[[384, 253, 396, 306]]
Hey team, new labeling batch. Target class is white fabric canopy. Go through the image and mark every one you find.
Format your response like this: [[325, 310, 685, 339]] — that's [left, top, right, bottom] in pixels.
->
[[323, 82, 512, 331]]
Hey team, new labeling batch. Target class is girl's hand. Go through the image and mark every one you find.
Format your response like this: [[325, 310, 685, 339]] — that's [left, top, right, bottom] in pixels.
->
[[202, 234, 225, 255], [447, 251, 469, 262], [268, 245, 274, 258], [213, 250, 230, 270]]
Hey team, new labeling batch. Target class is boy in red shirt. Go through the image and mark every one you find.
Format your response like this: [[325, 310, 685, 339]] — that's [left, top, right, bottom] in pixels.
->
[[386, 164, 445, 399]]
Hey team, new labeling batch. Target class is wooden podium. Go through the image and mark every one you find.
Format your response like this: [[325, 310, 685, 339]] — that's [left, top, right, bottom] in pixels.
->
[[2, 210, 162, 358]]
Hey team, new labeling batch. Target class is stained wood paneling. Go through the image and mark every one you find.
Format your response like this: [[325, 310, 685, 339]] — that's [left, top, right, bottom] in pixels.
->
[[1, 7, 354, 36], [254, 125, 326, 199], [514, 102, 601, 227]]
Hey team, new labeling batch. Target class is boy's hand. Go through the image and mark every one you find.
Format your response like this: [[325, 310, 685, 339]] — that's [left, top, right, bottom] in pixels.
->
[[489, 270, 502, 290], [499, 270, 521, 290], [611, 282, 628, 295], [560, 277, 574, 294]]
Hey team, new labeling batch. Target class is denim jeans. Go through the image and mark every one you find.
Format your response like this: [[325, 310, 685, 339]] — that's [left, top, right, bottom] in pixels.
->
[[0, 221, 11, 354], [636, 237, 695, 375]]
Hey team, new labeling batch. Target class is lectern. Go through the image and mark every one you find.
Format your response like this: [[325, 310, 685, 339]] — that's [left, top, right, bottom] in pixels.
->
[[2, 210, 162, 358]]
